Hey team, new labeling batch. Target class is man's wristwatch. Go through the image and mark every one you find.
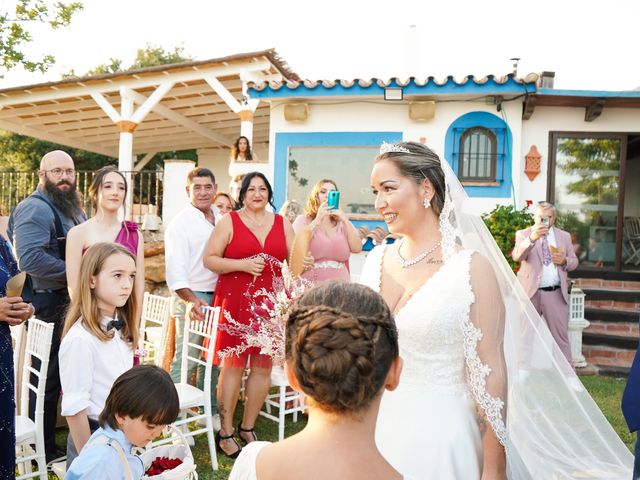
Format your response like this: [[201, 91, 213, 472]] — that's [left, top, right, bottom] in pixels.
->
[[529, 235, 537, 244]]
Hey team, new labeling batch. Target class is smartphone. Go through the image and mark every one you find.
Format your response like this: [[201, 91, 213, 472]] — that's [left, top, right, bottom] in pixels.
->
[[327, 190, 340, 210], [540, 217, 550, 226]]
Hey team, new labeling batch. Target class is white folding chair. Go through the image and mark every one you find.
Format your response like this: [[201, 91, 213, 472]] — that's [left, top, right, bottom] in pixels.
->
[[259, 366, 304, 441], [139, 293, 171, 366], [15, 318, 54, 480], [151, 305, 220, 471]]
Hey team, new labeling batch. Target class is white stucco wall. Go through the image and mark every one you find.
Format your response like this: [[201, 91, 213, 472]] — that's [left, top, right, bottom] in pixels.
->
[[266, 98, 524, 216], [251, 96, 639, 218]]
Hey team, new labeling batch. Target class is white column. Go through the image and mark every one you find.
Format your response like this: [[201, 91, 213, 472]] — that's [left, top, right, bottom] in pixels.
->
[[239, 108, 254, 143], [117, 87, 137, 220], [162, 159, 196, 227]]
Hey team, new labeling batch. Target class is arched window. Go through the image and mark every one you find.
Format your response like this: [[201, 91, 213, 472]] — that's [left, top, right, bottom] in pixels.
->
[[458, 127, 498, 182]]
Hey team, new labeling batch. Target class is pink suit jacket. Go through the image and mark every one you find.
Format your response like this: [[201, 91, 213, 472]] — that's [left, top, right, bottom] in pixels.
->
[[512, 226, 579, 304]]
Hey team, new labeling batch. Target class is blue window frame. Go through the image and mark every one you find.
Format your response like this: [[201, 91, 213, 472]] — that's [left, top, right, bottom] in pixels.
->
[[445, 111, 512, 198]]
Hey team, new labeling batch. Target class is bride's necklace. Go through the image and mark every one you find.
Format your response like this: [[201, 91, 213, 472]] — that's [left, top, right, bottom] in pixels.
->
[[395, 238, 442, 268], [243, 209, 266, 228]]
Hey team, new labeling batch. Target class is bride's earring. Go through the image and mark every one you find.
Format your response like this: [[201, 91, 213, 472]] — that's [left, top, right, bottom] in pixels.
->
[[423, 197, 431, 209]]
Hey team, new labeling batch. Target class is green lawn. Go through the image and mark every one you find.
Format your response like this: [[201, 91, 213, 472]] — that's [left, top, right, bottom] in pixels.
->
[[48, 375, 635, 479]]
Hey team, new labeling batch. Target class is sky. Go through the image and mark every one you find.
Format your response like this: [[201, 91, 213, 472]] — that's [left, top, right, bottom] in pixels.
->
[[2, 0, 639, 91]]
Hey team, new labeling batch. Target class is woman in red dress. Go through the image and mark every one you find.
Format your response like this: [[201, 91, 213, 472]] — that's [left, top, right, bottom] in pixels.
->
[[204, 172, 294, 458]]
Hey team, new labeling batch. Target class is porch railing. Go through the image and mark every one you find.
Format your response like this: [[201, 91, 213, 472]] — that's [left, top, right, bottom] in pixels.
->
[[0, 170, 163, 220]]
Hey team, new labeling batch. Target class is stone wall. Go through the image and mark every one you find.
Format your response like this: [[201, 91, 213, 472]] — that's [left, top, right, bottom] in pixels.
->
[[143, 229, 169, 296]]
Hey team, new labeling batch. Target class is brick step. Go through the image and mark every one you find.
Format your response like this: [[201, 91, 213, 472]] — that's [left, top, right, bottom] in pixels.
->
[[586, 320, 640, 337], [585, 299, 640, 311], [584, 307, 639, 324], [583, 344, 636, 371], [581, 287, 640, 303], [571, 270, 640, 283], [573, 278, 640, 290], [583, 331, 638, 350]]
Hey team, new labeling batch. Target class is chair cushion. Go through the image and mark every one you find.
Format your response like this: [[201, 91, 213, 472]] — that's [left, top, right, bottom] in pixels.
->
[[15, 415, 36, 443], [174, 383, 204, 409]]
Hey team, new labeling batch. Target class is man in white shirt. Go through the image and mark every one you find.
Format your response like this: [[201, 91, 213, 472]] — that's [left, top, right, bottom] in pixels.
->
[[164, 167, 221, 428], [513, 202, 579, 364]]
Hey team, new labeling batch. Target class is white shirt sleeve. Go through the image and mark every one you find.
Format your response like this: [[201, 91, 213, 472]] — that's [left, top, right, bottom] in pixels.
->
[[59, 332, 94, 416], [164, 220, 191, 292]]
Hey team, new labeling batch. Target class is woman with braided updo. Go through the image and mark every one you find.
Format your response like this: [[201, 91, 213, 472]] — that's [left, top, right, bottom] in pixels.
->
[[229, 280, 407, 480]]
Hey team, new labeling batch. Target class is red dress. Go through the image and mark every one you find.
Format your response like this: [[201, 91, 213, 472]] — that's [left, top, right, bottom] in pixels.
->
[[213, 211, 288, 367]]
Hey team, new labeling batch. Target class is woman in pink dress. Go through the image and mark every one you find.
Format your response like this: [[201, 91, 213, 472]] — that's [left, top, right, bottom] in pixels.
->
[[65, 166, 144, 304], [292, 179, 362, 282]]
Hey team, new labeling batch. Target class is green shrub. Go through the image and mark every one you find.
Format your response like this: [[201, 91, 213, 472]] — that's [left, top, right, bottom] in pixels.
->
[[482, 204, 533, 273]]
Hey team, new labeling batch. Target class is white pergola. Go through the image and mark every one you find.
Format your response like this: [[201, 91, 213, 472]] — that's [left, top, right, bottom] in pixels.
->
[[0, 49, 299, 171]]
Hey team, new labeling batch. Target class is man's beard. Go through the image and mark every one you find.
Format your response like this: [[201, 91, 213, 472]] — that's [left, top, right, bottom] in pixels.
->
[[43, 177, 83, 218]]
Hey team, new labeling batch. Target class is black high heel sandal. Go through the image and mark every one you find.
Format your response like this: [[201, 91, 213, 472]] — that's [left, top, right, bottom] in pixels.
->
[[237, 422, 258, 444], [215, 430, 242, 459]]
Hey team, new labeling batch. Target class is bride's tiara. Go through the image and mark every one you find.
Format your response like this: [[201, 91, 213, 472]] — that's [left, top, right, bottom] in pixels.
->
[[379, 142, 410, 155]]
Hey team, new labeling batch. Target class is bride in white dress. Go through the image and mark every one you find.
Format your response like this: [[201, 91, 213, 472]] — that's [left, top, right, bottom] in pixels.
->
[[361, 141, 633, 479]]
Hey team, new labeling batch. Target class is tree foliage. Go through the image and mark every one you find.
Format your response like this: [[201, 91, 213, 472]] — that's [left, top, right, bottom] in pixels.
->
[[0, 130, 115, 171], [482, 204, 533, 273], [0, 0, 82, 75]]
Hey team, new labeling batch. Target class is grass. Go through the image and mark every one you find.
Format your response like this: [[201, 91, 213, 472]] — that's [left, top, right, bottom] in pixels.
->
[[47, 375, 635, 479]]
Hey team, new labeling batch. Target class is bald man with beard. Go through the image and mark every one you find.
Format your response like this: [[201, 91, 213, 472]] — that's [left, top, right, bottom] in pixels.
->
[[8, 150, 87, 462]]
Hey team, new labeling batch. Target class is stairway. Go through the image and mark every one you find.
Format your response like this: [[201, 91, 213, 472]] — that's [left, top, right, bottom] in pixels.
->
[[572, 271, 640, 375]]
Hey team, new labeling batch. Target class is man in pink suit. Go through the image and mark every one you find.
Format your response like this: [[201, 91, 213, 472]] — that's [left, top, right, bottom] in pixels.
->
[[513, 201, 579, 364]]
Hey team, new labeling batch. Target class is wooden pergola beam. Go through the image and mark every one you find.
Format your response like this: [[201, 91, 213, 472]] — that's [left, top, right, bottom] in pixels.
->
[[0, 60, 273, 107], [0, 118, 116, 156], [128, 90, 234, 147], [134, 151, 158, 171]]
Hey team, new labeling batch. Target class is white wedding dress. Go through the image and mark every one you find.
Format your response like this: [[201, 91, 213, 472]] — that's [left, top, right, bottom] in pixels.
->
[[361, 245, 509, 480]]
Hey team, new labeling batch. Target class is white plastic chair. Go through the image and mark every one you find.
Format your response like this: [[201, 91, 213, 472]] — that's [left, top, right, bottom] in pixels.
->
[[151, 305, 220, 471], [15, 318, 54, 480], [139, 293, 171, 366], [259, 366, 304, 441]]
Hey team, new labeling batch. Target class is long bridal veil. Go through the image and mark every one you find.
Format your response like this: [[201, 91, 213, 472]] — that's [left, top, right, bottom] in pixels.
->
[[439, 159, 633, 479]]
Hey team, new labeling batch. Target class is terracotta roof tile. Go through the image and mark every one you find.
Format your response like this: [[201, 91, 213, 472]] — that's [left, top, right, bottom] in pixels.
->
[[248, 73, 540, 92]]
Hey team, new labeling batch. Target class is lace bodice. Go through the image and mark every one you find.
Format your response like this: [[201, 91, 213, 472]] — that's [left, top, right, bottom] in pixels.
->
[[361, 246, 474, 391], [361, 245, 508, 447]]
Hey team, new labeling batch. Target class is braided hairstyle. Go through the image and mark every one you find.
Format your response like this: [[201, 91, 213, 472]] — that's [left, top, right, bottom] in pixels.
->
[[286, 280, 398, 415]]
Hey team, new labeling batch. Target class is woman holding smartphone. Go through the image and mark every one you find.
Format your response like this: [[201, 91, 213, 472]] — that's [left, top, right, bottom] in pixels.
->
[[292, 179, 362, 283]]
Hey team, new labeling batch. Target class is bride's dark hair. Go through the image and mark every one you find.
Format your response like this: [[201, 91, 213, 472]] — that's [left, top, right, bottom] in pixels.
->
[[375, 141, 446, 215], [285, 281, 398, 415]]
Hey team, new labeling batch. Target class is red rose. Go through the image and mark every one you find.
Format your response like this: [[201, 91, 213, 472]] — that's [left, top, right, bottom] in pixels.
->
[[145, 456, 183, 475]]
